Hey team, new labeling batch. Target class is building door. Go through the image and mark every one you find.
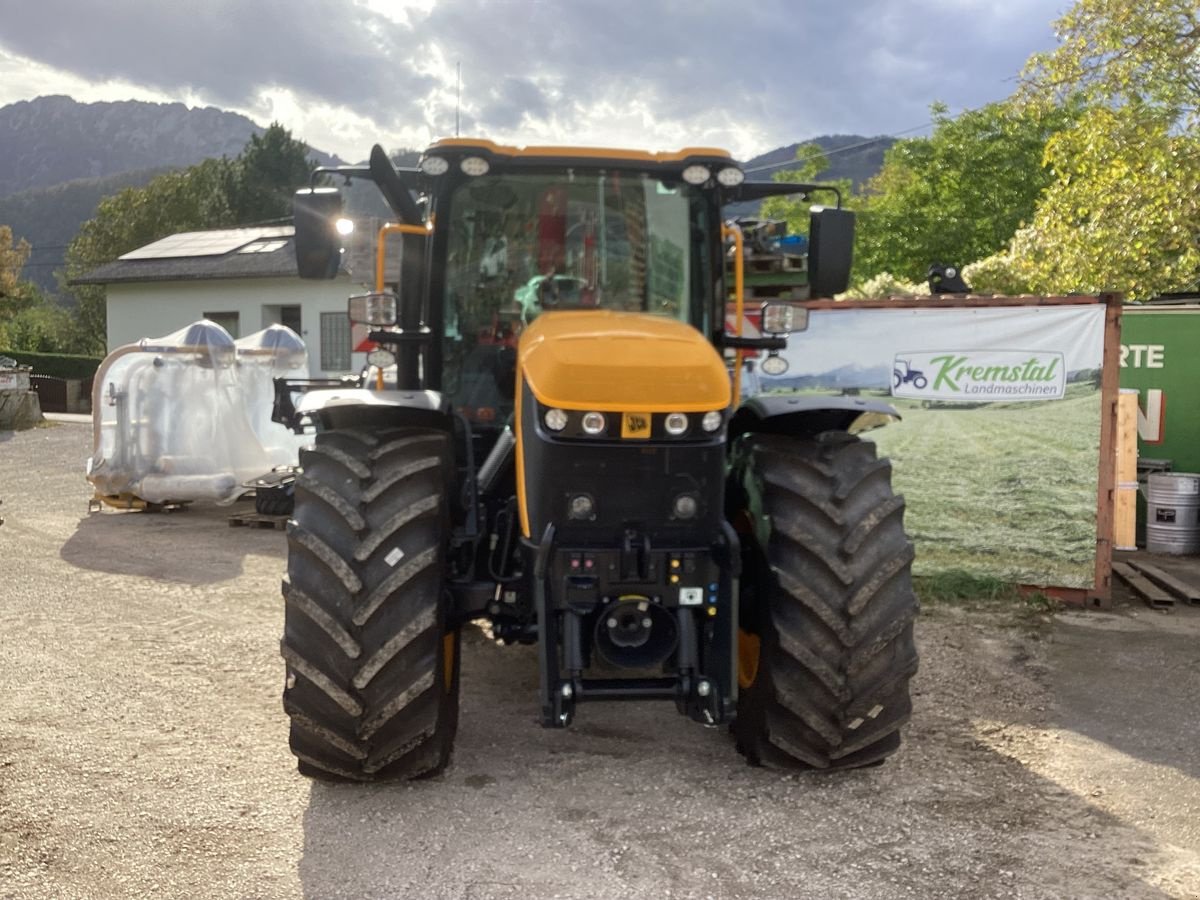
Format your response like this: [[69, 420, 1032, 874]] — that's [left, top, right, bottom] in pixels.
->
[[262, 304, 302, 335]]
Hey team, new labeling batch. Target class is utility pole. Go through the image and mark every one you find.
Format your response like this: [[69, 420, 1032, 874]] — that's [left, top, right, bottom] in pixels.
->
[[455, 62, 461, 137]]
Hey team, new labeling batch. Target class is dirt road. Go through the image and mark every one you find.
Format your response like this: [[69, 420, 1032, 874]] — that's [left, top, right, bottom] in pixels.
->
[[2, 422, 1199, 899]]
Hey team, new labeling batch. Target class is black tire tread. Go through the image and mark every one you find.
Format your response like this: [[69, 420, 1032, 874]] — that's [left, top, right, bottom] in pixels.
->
[[280, 426, 459, 782], [735, 431, 919, 771]]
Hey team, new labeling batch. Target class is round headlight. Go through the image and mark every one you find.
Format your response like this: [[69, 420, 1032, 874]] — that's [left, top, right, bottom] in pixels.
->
[[701, 411, 722, 432], [760, 354, 790, 376], [673, 494, 698, 519], [335, 217, 355, 236], [569, 494, 595, 520], [419, 155, 450, 176], [581, 412, 606, 435], [681, 164, 711, 185], [716, 166, 745, 187], [366, 348, 396, 368], [460, 156, 490, 176], [664, 412, 688, 435], [544, 408, 568, 431]]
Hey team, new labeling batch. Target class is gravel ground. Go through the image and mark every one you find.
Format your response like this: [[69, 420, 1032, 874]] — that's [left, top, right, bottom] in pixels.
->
[[2, 421, 1199, 899]]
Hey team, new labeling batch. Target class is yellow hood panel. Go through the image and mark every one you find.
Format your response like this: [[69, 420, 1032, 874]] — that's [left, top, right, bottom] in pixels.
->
[[519, 311, 731, 412]]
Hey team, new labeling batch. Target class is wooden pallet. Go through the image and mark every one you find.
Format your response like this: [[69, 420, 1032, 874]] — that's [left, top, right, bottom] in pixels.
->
[[1127, 559, 1200, 606], [745, 253, 806, 274], [228, 511, 288, 531], [1113, 562, 1175, 609]]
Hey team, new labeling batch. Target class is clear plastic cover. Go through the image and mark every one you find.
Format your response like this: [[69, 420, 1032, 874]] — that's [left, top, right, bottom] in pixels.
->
[[87, 320, 309, 505]]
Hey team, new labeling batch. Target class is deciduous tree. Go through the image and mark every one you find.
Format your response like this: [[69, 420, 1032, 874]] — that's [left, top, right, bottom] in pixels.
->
[[1008, 0, 1200, 298], [851, 101, 1075, 285]]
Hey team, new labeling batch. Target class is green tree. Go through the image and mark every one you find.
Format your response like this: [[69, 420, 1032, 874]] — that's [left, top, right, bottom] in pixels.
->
[[1023, 0, 1200, 119], [851, 101, 1076, 285], [1007, 105, 1200, 299], [1006, 0, 1200, 298], [230, 122, 316, 224], [63, 158, 238, 350], [759, 143, 852, 237]]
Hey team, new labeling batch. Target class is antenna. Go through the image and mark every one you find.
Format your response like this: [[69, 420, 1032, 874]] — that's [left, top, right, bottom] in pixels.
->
[[455, 62, 461, 137]]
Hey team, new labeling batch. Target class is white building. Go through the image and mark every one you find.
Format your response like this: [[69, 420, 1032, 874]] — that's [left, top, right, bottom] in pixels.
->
[[75, 226, 364, 377]]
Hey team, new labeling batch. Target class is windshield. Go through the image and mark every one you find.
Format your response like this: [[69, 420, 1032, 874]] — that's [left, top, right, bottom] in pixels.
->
[[440, 172, 711, 422]]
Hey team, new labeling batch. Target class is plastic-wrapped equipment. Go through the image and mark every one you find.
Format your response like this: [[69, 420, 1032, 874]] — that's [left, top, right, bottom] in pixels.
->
[[87, 320, 309, 506]]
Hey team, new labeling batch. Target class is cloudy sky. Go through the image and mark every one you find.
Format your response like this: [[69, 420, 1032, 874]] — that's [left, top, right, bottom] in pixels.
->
[[0, 0, 1065, 161]]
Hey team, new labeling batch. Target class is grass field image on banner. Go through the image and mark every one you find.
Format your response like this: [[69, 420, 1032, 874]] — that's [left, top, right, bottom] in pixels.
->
[[868, 387, 1100, 587]]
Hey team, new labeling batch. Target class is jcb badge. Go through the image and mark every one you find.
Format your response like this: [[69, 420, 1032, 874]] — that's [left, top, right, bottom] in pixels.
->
[[621, 413, 651, 439]]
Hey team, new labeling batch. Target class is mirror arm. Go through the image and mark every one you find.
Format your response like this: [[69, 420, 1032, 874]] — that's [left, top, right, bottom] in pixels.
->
[[718, 335, 788, 351]]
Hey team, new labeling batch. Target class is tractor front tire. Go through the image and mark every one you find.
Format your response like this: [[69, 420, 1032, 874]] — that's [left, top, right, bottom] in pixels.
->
[[733, 431, 918, 770], [280, 427, 460, 781]]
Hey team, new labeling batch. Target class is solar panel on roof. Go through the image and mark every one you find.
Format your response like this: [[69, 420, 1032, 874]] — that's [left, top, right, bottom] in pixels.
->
[[119, 227, 294, 260]]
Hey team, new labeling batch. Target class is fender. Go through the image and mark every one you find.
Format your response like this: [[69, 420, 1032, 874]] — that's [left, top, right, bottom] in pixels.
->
[[729, 393, 900, 441], [292, 387, 453, 433]]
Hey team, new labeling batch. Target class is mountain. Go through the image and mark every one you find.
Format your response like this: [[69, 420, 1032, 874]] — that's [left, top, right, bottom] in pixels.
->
[[742, 135, 895, 191], [0, 96, 343, 295], [0, 95, 338, 197]]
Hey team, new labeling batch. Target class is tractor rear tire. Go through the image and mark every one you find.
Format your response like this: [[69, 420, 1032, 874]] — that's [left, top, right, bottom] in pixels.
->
[[732, 431, 918, 770], [280, 427, 460, 781]]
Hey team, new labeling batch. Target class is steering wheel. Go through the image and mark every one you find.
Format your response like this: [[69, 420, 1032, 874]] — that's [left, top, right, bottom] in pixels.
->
[[538, 277, 561, 308]]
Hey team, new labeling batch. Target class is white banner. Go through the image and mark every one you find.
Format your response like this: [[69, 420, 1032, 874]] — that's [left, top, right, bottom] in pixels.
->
[[758, 305, 1105, 401], [754, 302, 1108, 590]]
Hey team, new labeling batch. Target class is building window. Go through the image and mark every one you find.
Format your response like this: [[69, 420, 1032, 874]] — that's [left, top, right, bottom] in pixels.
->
[[204, 311, 240, 338], [320, 311, 351, 372]]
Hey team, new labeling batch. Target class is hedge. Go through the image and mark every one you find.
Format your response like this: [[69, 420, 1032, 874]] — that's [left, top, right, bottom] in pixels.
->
[[0, 350, 105, 381]]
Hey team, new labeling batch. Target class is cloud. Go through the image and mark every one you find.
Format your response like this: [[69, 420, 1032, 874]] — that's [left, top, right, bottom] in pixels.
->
[[0, 0, 1059, 159]]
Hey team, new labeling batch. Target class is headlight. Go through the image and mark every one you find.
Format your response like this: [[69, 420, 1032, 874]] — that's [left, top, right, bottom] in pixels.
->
[[760, 354, 790, 376], [366, 348, 396, 368], [664, 413, 688, 436], [460, 156, 490, 176], [716, 166, 745, 187], [761, 302, 795, 335], [334, 217, 355, 236], [544, 408, 568, 431], [419, 155, 449, 176], [701, 411, 722, 432], [673, 494, 698, 519], [681, 164, 711, 185], [347, 291, 397, 326], [568, 494, 595, 520], [581, 412, 606, 435]]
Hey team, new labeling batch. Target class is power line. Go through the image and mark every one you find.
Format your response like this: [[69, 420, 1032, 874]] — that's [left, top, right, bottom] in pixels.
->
[[744, 123, 933, 176], [744, 104, 989, 176]]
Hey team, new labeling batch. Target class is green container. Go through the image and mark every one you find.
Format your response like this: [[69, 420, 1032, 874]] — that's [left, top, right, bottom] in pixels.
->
[[1120, 304, 1200, 472]]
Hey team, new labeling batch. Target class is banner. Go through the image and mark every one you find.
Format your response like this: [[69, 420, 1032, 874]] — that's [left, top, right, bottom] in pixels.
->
[[758, 303, 1107, 589]]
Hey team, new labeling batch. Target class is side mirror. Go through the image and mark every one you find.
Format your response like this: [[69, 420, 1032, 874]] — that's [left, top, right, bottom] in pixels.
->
[[808, 207, 855, 298], [293, 187, 344, 279]]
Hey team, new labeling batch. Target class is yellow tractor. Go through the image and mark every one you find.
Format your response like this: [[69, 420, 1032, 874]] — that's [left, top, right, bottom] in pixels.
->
[[275, 140, 917, 780]]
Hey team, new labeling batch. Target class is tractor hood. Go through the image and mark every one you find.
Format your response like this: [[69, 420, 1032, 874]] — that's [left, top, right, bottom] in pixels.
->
[[518, 310, 731, 412]]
